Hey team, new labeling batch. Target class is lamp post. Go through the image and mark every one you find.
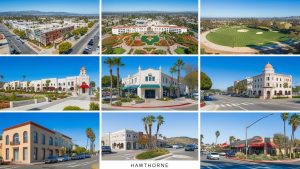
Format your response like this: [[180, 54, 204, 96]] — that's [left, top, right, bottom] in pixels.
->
[[245, 113, 274, 159]]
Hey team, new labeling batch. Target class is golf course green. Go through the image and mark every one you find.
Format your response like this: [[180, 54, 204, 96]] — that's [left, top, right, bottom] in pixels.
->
[[206, 26, 290, 47]]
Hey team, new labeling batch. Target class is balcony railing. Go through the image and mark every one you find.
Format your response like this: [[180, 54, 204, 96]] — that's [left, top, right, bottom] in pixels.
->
[[10, 141, 20, 145]]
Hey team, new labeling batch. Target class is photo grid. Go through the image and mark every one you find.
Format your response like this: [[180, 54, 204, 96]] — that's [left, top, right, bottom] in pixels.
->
[[1, 0, 300, 169]]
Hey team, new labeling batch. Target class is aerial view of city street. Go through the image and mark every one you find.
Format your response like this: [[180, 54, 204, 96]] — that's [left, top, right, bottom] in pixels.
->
[[0, 113, 99, 169], [102, 113, 198, 161], [201, 57, 300, 111], [102, 57, 198, 111], [201, 113, 300, 169], [0, 0, 99, 55], [102, 0, 198, 55], [0, 57, 99, 111], [201, 0, 300, 54]]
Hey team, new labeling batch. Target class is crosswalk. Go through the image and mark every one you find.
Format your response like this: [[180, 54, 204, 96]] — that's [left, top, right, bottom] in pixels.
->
[[48, 159, 98, 168], [218, 102, 255, 108]]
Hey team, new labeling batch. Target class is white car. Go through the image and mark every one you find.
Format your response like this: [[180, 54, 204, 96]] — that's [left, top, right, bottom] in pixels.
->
[[219, 152, 226, 156], [207, 152, 220, 160], [173, 145, 180, 149]]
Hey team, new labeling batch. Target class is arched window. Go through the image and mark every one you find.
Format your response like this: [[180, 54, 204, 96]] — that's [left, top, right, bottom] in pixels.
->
[[49, 137, 53, 145], [5, 135, 9, 145], [23, 131, 28, 143], [42, 134, 46, 145], [13, 133, 19, 144], [33, 131, 38, 143]]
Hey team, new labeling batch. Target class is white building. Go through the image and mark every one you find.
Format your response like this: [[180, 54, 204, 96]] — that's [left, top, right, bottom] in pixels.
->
[[101, 129, 166, 150], [234, 63, 292, 99], [122, 66, 187, 99], [3, 67, 90, 95]]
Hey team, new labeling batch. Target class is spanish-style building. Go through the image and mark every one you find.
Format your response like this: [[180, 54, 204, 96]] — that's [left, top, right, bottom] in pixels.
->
[[1, 121, 73, 164], [121, 66, 188, 99], [234, 63, 292, 99], [101, 129, 166, 150], [3, 67, 90, 95]]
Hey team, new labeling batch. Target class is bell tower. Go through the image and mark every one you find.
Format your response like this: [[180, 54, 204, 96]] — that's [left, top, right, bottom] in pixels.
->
[[80, 66, 87, 76]]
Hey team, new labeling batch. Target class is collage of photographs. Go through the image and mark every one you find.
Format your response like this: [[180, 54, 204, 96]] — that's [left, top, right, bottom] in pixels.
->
[[0, 0, 300, 169]]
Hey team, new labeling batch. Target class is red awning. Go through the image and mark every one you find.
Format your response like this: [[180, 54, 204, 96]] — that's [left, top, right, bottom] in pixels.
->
[[80, 84, 90, 88]]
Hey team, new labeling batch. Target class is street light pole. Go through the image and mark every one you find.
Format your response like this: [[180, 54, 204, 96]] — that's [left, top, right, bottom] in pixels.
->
[[245, 113, 274, 159]]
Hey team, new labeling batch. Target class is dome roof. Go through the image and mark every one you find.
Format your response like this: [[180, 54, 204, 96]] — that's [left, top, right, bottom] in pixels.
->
[[264, 63, 273, 69]]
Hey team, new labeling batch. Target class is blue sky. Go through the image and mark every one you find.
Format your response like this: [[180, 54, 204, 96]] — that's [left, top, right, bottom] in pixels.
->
[[201, 57, 300, 90], [102, 0, 198, 12], [0, 57, 99, 87], [102, 57, 198, 78], [201, 113, 300, 144], [102, 113, 198, 138], [201, 0, 300, 18], [0, 113, 99, 150], [0, 0, 99, 14]]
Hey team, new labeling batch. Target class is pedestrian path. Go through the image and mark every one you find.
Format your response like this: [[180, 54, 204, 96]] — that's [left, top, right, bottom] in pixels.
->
[[218, 102, 255, 108]]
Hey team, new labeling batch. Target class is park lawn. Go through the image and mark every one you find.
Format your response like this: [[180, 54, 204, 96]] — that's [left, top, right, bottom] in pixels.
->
[[206, 26, 290, 47], [175, 47, 186, 54], [113, 47, 126, 54], [141, 35, 159, 45]]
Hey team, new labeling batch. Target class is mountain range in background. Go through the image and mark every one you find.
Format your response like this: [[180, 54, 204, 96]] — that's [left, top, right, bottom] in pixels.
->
[[0, 10, 98, 17], [166, 137, 198, 145]]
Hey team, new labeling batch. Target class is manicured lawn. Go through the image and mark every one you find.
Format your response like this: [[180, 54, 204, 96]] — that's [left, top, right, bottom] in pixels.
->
[[113, 47, 126, 54], [175, 47, 186, 54], [206, 26, 291, 47], [141, 35, 159, 45], [136, 149, 169, 160]]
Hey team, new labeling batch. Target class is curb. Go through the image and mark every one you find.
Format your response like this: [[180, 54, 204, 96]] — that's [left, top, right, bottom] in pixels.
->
[[112, 103, 193, 109]]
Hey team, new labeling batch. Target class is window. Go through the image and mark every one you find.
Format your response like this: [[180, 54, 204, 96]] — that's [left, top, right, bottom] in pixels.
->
[[6, 148, 9, 160], [23, 131, 28, 143], [49, 137, 53, 145], [13, 133, 19, 145], [145, 77, 148, 81], [42, 134, 46, 145], [55, 137, 58, 146], [5, 135, 9, 145], [34, 131, 38, 143], [23, 147, 28, 161], [42, 148, 46, 160], [34, 147, 38, 160]]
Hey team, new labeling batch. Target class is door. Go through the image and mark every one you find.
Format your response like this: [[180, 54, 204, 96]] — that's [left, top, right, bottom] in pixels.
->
[[13, 148, 19, 161], [145, 90, 155, 98]]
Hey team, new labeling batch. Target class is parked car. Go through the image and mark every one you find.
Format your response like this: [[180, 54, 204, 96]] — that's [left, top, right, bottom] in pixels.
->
[[219, 152, 226, 156], [164, 145, 173, 148], [102, 146, 112, 153], [78, 154, 86, 159], [84, 154, 91, 158], [226, 151, 236, 157], [57, 155, 69, 162], [172, 145, 180, 149], [194, 144, 198, 149], [204, 95, 213, 101], [185, 144, 195, 151], [82, 49, 89, 54], [88, 39, 94, 46], [45, 156, 58, 164], [71, 154, 80, 160], [206, 152, 220, 160]]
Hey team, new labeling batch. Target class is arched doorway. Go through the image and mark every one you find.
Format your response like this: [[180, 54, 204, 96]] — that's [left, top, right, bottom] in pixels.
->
[[267, 91, 271, 99]]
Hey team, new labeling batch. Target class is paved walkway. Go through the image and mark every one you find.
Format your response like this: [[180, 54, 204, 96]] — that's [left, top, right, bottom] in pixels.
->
[[1, 95, 91, 111]]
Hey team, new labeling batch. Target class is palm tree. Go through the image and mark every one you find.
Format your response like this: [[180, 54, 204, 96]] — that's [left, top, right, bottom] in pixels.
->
[[289, 113, 300, 159], [174, 59, 184, 98], [89, 131, 96, 153], [169, 66, 176, 97], [229, 136, 236, 144], [142, 117, 149, 148], [146, 115, 156, 149], [281, 113, 289, 157], [113, 57, 125, 97], [104, 58, 115, 104], [155, 115, 165, 146], [215, 131, 220, 145], [86, 128, 92, 150], [200, 134, 204, 145]]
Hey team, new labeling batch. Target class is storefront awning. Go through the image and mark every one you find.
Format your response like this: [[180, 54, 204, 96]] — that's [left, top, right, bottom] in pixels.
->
[[80, 84, 90, 88], [140, 84, 160, 89], [122, 85, 139, 90]]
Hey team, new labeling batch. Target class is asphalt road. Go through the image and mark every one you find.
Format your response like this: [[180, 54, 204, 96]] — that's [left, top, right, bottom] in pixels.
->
[[0, 24, 37, 54], [102, 148, 198, 161], [102, 104, 198, 111], [70, 24, 99, 54], [201, 156, 300, 169], [203, 95, 300, 111], [0, 155, 99, 169]]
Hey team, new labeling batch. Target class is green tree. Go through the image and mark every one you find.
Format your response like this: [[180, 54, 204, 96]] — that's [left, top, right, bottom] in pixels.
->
[[155, 115, 165, 146], [142, 117, 150, 149], [201, 72, 212, 90], [102, 75, 117, 88], [89, 129, 96, 153], [86, 128, 92, 150], [273, 133, 286, 156], [229, 136, 236, 144], [184, 71, 198, 97], [289, 114, 300, 159], [281, 113, 289, 157], [146, 115, 156, 149], [90, 81, 96, 93], [104, 58, 115, 104], [174, 58, 185, 98], [58, 42, 72, 54]]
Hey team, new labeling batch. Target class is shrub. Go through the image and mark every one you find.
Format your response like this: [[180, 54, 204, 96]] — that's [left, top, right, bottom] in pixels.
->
[[63, 106, 82, 111], [89, 102, 99, 110], [112, 101, 122, 106], [129, 94, 139, 98], [136, 149, 169, 160], [120, 98, 132, 102], [102, 99, 110, 104], [235, 152, 246, 159], [134, 97, 145, 104]]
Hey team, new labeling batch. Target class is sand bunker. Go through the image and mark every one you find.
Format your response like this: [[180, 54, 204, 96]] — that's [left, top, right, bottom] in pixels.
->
[[237, 29, 249, 33], [256, 32, 263, 35]]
